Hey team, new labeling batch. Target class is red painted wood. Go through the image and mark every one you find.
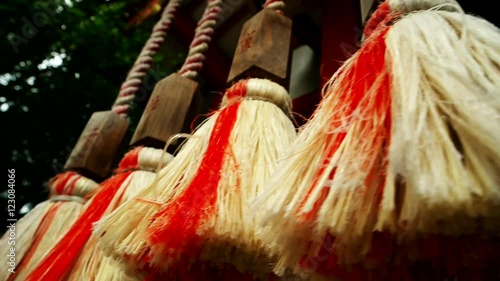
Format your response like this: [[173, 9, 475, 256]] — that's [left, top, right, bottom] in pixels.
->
[[319, 0, 361, 88], [292, 88, 321, 126], [289, 0, 361, 124]]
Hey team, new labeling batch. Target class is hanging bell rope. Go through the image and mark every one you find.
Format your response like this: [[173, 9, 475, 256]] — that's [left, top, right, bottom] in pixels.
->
[[128, 0, 223, 149], [263, 0, 285, 12], [178, 0, 223, 80], [112, 0, 183, 118], [65, 1, 185, 180]]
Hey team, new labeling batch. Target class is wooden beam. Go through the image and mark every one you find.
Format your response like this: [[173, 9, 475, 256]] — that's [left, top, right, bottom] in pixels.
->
[[290, 0, 361, 123], [291, 12, 322, 52], [184, 0, 205, 13], [292, 88, 321, 126], [213, 4, 251, 40], [360, 0, 375, 23], [320, 0, 361, 87]]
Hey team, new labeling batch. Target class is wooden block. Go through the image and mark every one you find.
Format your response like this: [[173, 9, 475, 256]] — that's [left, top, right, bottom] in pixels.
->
[[130, 73, 202, 150], [64, 111, 129, 180], [360, 0, 376, 23], [227, 8, 293, 90]]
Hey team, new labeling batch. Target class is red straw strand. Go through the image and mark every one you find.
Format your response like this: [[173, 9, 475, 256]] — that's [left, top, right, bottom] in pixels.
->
[[147, 80, 249, 264]]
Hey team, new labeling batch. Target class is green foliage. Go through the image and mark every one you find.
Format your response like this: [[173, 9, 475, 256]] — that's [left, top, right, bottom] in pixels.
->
[[0, 0, 181, 217]]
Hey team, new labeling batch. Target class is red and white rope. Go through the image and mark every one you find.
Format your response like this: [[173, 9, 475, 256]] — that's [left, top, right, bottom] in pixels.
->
[[263, 0, 285, 13], [177, 0, 224, 80], [112, 0, 183, 118]]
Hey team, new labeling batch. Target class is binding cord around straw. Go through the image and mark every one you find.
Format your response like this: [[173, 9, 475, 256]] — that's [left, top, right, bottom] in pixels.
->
[[177, 0, 223, 80], [362, 0, 462, 40], [263, 0, 285, 13], [112, 0, 182, 118]]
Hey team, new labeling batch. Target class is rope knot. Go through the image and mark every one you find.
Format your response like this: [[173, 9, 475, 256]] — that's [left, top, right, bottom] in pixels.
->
[[363, 0, 462, 40], [389, 0, 462, 14], [221, 78, 292, 117], [264, 0, 285, 14], [118, 146, 173, 172], [178, 0, 223, 79], [49, 171, 99, 198]]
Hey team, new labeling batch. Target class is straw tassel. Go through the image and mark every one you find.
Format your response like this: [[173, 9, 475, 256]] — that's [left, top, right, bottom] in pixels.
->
[[252, 0, 500, 279], [95, 78, 296, 280], [25, 148, 174, 281], [147, 78, 296, 278], [0, 172, 98, 281], [66, 147, 173, 281], [256, 25, 392, 276], [94, 115, 215, 266], [24, 174, 132, 280], [23, 148, 144, 281]]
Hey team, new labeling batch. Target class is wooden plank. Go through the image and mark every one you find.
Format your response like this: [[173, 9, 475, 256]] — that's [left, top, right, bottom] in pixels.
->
[[360, 0, 376, 23], [227, 8, 293, 90], [130, 73, 202, 150], [64, 111, 129, 180], [320, 0, 361, 87]]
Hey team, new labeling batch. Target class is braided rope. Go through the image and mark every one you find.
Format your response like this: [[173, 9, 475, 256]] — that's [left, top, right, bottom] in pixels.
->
[[263, 0, 285, 13], [49, 195, 87, 203], [177, 0, 224, 80], [112, 0, 183, 118], [363, 0, 462, 40]]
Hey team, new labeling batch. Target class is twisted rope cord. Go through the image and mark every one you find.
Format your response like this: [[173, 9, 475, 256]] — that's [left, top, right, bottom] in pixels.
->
[[177, 0, 224, 80], [263, 0, 285, 13], [363, 0, 462, 40], [112, 0, 183, 118]]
